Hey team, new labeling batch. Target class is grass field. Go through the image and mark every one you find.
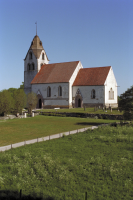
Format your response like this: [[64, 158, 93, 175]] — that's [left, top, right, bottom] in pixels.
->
[[0, 115, 119, 147], [0, 125, 133, 199], [37, 107, 123, 115]]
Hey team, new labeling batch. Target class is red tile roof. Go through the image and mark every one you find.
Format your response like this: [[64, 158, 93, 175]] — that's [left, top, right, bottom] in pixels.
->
[[73, 66, 111, 86], [31, 61, 80, 84]]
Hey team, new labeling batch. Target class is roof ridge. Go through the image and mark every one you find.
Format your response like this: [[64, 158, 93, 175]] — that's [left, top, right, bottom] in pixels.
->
[[47, 61, 79, 65], [81, 66, 111, 69]]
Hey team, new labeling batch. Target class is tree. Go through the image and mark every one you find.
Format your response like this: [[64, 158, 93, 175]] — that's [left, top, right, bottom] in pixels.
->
[[119, 86, 133, 121], [0, 90, 14, 115], [27, 92, 38, 114], [20, 82, 24, 89], [13, 89, 27, 115], [8, 88, 18, 97]]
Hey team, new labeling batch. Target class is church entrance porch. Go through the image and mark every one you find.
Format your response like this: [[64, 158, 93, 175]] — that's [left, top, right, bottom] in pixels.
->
[[74, 89, 83, 108], [36, 93, 44, 109], [75, 95, 83, 108]]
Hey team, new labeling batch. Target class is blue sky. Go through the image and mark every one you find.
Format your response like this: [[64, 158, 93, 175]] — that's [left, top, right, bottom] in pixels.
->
[[0, 0, 133, 95]]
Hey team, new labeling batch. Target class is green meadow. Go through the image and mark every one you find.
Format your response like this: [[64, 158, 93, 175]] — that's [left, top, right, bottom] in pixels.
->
[[0, 124, 133, 199], [0, 115, 118, 147]]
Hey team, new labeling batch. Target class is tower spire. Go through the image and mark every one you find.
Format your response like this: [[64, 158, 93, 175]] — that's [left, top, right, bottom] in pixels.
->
[[35, 22, 37, 36]]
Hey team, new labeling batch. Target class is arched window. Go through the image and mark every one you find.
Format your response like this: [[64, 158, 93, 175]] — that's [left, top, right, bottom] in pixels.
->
[[42, 53, 44, 60], [91, 89, 95, 99], [109, 88, 114, 99], [58, 86, 62, 97], [29, 52, 32, 59], [47, 86, 51, 97], [27, 63, 30, 70]]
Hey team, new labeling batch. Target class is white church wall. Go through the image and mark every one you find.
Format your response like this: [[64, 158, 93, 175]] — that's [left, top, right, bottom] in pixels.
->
[[32, 82, 69, 108], [104, 67, 118, 107], [72, 85, 105, 107], [69, 61, 83, 107]]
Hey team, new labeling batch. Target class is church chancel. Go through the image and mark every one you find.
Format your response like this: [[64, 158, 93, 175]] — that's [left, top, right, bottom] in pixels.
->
[[24, 35, 118, 109]]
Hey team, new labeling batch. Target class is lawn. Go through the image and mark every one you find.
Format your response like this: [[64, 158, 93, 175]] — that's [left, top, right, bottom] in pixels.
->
[[0, 115, 118, 147], [0, 124, 133, 199], [37, 107, 123, 115]]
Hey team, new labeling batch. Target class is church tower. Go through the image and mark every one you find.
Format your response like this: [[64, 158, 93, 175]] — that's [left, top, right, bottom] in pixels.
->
[[24, 35, 49, 94]]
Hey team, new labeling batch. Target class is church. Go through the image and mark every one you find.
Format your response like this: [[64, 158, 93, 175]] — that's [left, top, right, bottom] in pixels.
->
[[24, 35, 118, 109]]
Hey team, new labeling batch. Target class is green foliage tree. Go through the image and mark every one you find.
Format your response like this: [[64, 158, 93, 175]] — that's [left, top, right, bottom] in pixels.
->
[[118, 96, 122, 107], [119, 86, 133, 120], [27, 92, 38, 114], [13, 89, 27, 115], [8, 88, 18, 97], [20, 82, 24, 89], [0, 90, 14, 116]]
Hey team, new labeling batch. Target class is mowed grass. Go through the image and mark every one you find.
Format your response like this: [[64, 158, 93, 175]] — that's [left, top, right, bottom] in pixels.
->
[[0, 125, 133, 199], [38, 107, 123, 115], [0, 115, 118, 147]]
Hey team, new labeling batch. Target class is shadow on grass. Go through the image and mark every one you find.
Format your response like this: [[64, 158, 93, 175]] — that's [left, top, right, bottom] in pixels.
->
[[0, 190, 55, 200], [76, 122, 108, 126]]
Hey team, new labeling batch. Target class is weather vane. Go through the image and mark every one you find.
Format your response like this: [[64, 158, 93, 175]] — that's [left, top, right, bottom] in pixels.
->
[[35, 22, 37, 36]]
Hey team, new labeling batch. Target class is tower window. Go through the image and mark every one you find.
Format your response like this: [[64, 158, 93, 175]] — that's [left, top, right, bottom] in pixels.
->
[[32, 63, 35, 70], [40, 41, 42, 46], [58, 86, 62, 97], [47, 86, 51, 97], [42, 53, 44, 60], [27, 63, 30, 70], [29, 52, 32, 59], [91, 89, 95, 99]]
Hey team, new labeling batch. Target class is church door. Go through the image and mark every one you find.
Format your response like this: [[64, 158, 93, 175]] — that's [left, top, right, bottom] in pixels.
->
[[39, 99, 42, 108], [78, 99, 81, 107]]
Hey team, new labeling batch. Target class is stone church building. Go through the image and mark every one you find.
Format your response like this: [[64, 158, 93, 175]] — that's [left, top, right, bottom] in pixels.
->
[[24, 35, 118, 109]]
